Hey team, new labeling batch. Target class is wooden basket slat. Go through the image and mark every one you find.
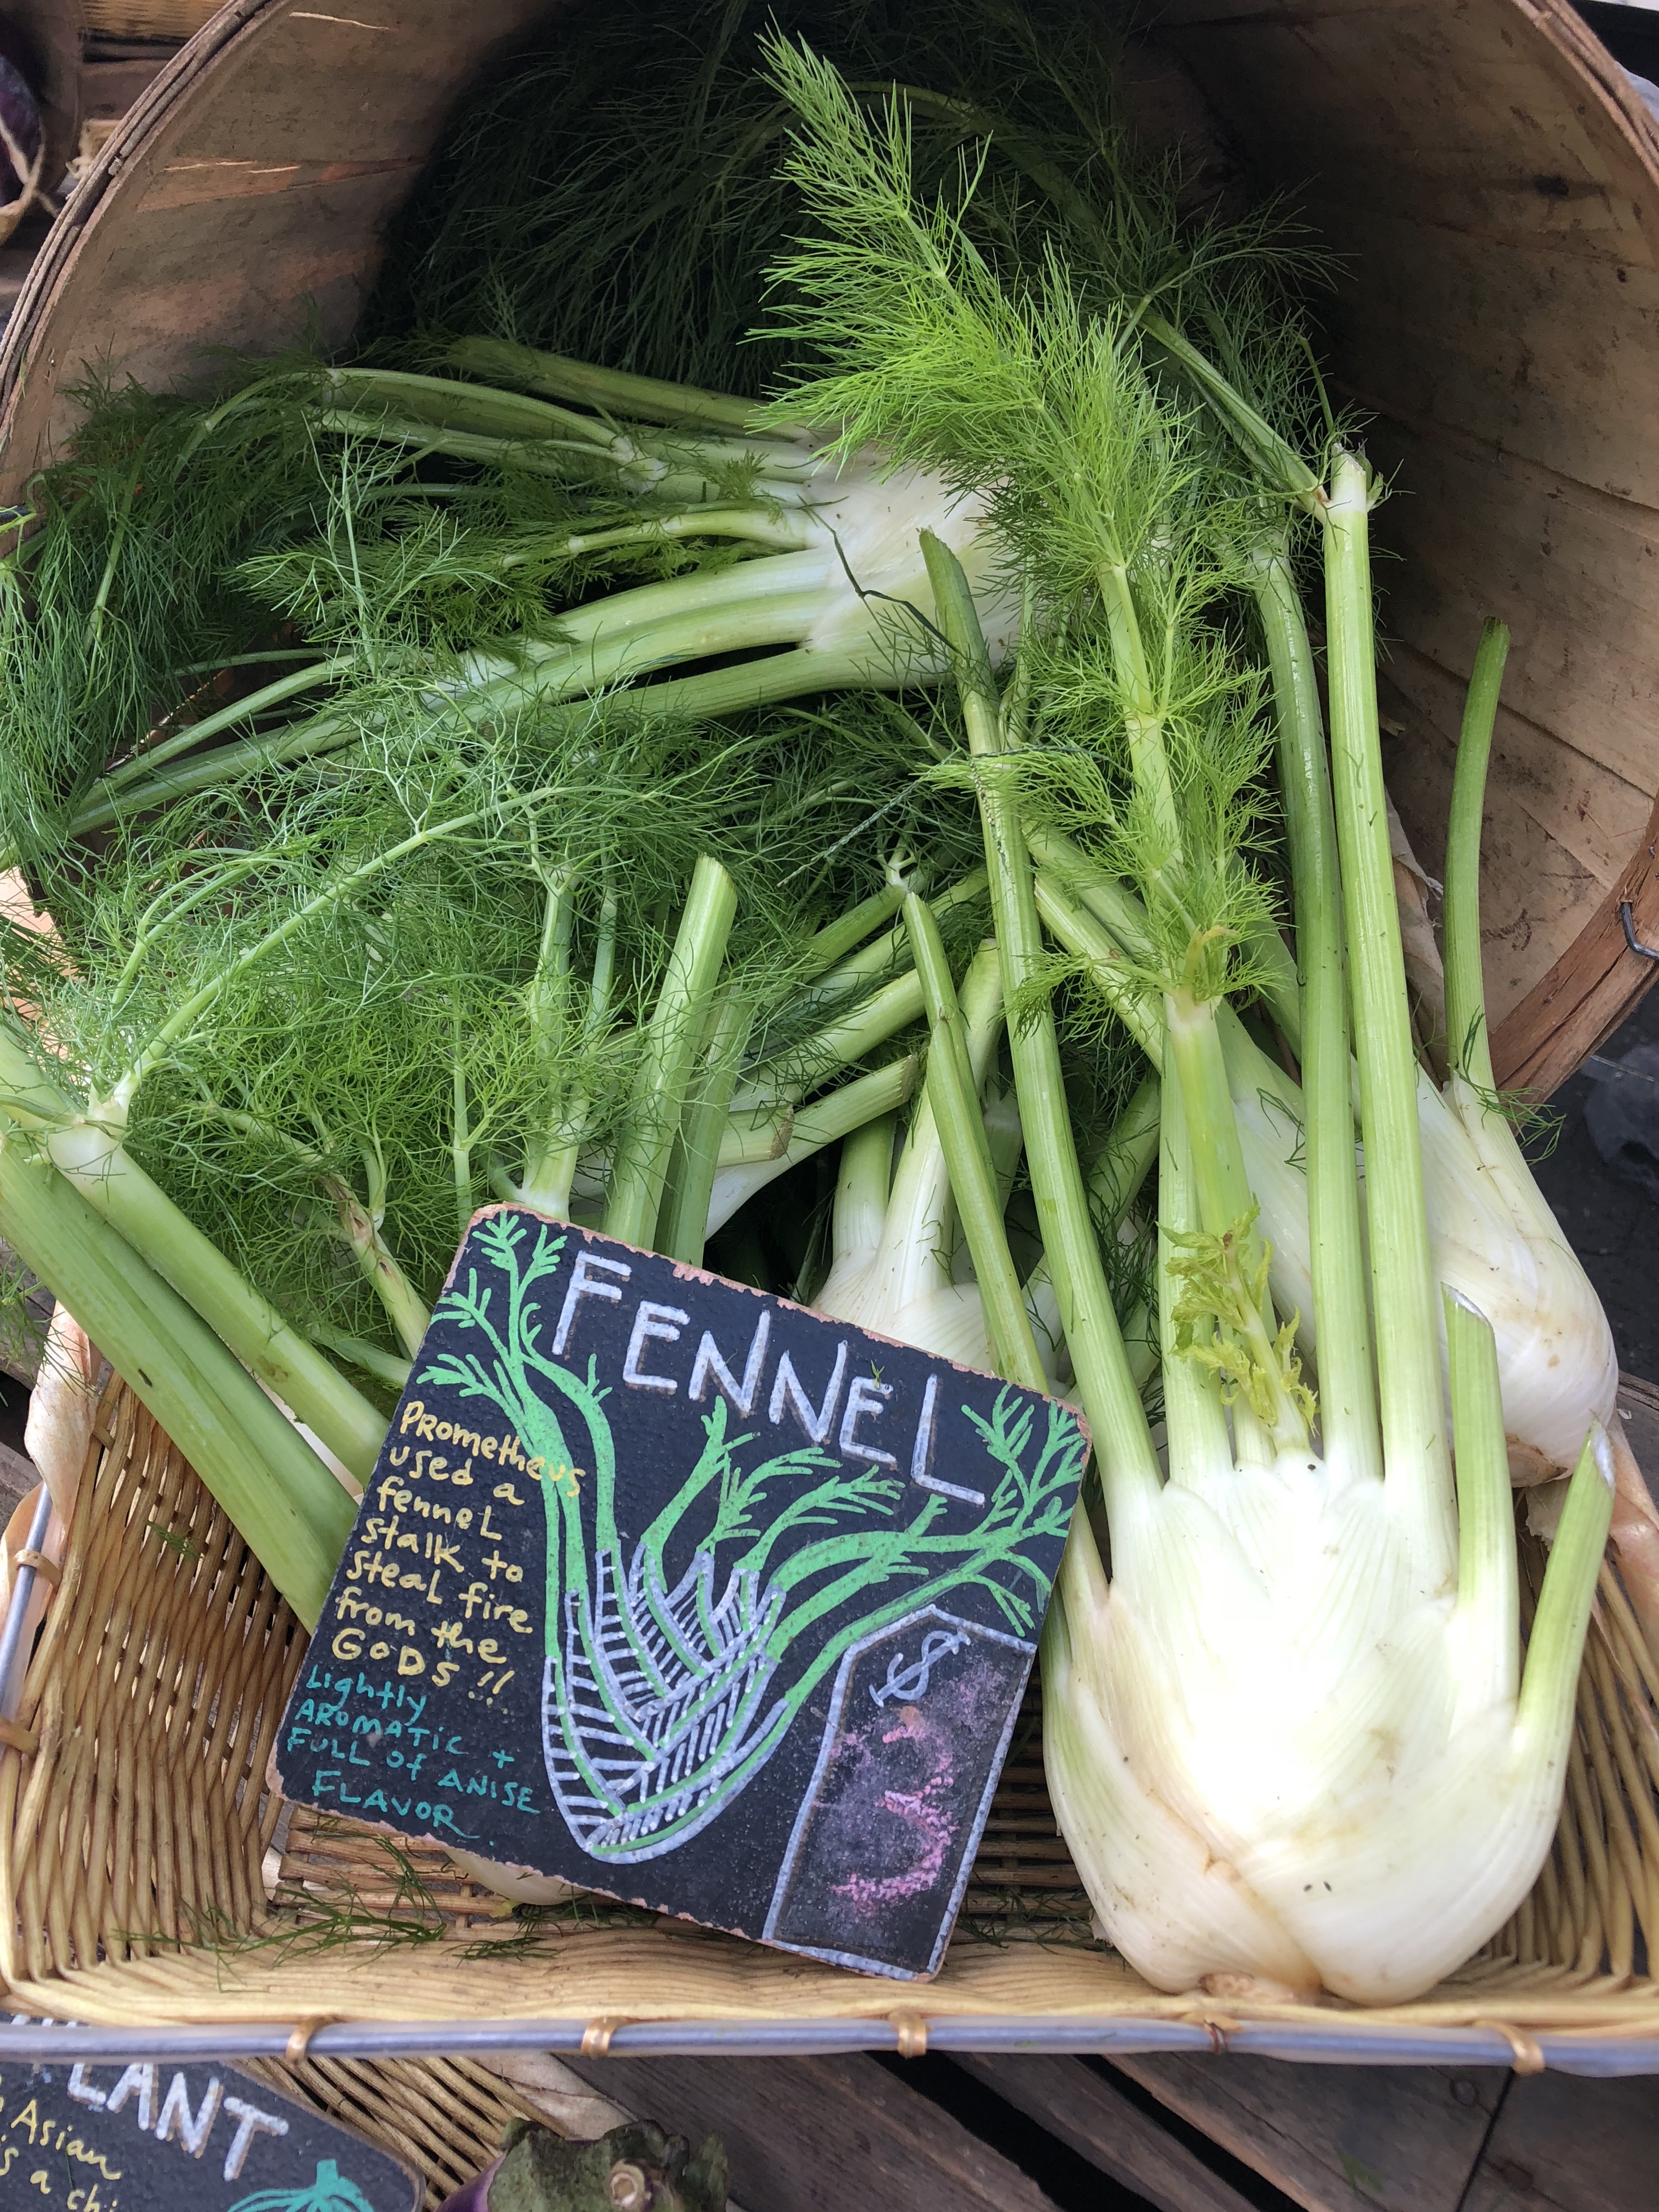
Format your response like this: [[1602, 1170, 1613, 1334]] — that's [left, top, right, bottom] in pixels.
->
[[86, 1, 225, 35]]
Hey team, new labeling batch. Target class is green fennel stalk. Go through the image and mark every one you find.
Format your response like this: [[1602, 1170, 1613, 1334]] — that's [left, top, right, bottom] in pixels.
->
[[1322, 448, 1454, 1593], [0, 1115, 353, 1623], [919, 531, 1161, 1535]]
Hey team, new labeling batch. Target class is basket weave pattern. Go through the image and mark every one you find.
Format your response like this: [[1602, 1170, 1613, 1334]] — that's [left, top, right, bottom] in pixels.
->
[[239, 2052, 557, 2211], [4, 1374, 1659, 2044], [0, 1377, 303, 1990]]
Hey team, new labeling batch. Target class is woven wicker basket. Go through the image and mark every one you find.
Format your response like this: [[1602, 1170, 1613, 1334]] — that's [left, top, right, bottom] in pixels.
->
[[84, 2, 225, 36], [3, 1372, 1658, 2061], [237, 2052, 584, 2211]]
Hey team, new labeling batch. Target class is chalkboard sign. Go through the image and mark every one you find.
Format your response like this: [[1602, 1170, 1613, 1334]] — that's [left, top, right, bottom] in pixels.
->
[[276, 1209, 1086, 1979], [0, 2056, 421, 2209]]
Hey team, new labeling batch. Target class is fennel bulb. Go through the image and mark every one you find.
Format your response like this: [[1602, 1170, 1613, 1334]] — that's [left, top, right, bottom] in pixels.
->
[[1416, 1071, 1618, 1475], [451, 425, 1021, 725], [813, 941, 1062, 1379], [1045, 1068, 1614, 2001], [1038, 456, 1615, 2003], [1232, 1015, 1618, 1481], [19, 352, 1020, 859]]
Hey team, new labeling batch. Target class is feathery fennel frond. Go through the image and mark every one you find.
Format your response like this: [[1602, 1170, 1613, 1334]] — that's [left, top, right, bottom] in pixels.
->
[[765, 42, 1283, 1008]]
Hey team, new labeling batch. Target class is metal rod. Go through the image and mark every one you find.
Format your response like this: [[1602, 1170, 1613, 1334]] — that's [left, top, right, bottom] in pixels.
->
[[1619, 900, 1659, 963], [0, 1481, 53, 1724], [1, 2013, 1657, 2073], [1583, 1053, 1659, 1092]]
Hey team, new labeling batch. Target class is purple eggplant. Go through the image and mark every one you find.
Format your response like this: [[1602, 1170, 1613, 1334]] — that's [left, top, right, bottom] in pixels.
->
[[435, 2153, 500, 2212], [437, 2119, 727, 2212], [0, 53, 39, 207]]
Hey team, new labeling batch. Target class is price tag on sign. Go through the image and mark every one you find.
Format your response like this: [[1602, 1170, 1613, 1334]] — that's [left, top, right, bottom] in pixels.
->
[[276, 1208, 1086, 1980], [0, 2056, 421, 2209]]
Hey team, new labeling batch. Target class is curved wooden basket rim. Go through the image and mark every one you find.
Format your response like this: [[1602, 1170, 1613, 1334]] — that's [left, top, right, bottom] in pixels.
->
[[0, 0, 1656, 1095]]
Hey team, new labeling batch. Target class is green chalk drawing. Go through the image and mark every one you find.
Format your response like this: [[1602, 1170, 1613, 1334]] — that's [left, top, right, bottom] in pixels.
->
[[418, 1213, 1079, 1864], [228, 2158, 380, 2211]]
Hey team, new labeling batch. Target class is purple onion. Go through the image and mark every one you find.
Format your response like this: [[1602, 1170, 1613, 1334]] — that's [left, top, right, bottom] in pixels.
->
[[435, 2157, 501, 2212], [0, 54, 40, 203]]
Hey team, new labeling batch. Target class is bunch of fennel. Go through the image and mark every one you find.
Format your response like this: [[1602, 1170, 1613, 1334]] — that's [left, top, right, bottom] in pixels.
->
[[737, 1, 1658, 1628], [0, 343, 1016, 871], [769, 42, 1616, 2000], [0, 0, 1169, 863], [0, 684, 1014, 1623], [0, 0, 1630, 2000]]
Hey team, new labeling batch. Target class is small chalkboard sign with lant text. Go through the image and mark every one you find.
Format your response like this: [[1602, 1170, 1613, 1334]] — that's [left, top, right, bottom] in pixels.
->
[[0, 2053, 421, 2209], [276, 1207, 1086, 1979]]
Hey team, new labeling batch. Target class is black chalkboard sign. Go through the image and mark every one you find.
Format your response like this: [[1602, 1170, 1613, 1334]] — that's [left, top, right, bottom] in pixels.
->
[[0, 2056, 421, 2209], [276, 1209, 1086, 1979]]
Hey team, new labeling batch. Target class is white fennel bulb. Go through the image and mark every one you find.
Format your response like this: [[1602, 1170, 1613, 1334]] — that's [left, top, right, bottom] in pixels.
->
[[1037, 461, 1614, 2003], [1042, 974, 1613, 2003], [455, 435, 1019, 719], [1418, 1069, 1618, 1475], [1046, 1359, 1613, 2001], [1229, 1037, 1618, 1477], [813, 943, 1061, 1379], [766, 453, 1021, 676]]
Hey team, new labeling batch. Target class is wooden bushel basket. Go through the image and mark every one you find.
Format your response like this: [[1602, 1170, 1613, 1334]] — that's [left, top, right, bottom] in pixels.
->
[[4, 0, 1659, 2064]]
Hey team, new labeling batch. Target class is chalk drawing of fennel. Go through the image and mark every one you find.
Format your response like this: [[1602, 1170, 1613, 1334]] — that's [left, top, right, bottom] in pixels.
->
[[419, 1213, 1081, 1864]]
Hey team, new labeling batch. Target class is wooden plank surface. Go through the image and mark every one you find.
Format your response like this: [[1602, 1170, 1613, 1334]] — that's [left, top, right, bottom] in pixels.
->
[[0, 1439, 35, 1515], [81, 58, 174, 120], [1109, 2053, 1507, 2212], [559, 2051, 1062, 2212], [954, 2052, 1258, 2212], [1616, 1375, 1659, 1492], [1460, 2072, 1659, 2212]]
